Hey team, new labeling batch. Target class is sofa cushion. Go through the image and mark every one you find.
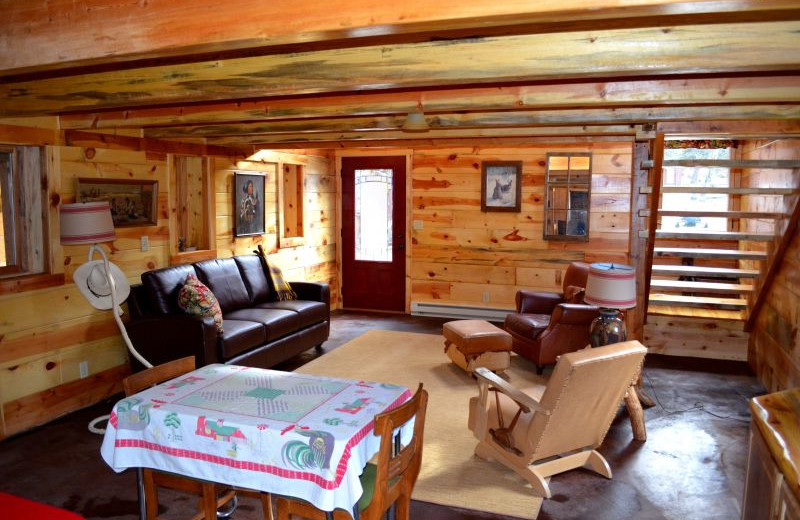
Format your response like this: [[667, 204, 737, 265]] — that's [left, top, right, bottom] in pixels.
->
[[142, 264, 197, 315], [194, 258, 251, 313], [256, 300, 327, 329], [177, 274, 224, 333], [224, 308, 300, 341], [219, 319, 267, 360], [234, 255, 272, 304]]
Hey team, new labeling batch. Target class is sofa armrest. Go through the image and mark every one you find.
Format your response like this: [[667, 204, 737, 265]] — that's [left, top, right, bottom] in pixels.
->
[[124, 313, 220, 371], [548, 303, 600, 326], [290, 281, 329, 303], [516, 290, 564, 314]]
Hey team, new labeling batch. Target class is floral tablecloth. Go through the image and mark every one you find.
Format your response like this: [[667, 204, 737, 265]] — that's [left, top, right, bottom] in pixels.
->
[[101, 364, 411, 512]]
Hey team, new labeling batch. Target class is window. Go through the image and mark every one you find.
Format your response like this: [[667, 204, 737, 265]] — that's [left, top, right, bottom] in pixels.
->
[[279, 162, 305, 248], [0, 145, 47, 278], [354, 168, 393, 262], [661, 145, 731, 230], [544, 153, 591, 240]]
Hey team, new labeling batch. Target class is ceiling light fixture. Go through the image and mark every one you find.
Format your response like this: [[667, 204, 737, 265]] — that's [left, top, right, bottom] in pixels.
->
[[401, 110, 430, 133]]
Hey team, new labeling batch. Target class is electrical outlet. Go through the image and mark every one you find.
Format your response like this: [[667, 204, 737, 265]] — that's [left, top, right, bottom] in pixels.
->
[[482, 291, 489, 302], [140, 235, 149, 251], [412, 220, 424, 230], [79, 361, 89, 379]]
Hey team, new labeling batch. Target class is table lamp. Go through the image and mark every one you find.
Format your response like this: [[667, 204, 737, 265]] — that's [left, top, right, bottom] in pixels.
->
[[583, 262, 636, 347], [60, 201, 153, 433]]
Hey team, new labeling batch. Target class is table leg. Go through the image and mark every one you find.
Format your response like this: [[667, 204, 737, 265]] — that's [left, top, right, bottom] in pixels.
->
[[136, 468, 146, 520]]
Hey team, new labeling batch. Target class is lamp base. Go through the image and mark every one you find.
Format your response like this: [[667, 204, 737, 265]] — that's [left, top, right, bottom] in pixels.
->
[[590, 308, 627, 348]]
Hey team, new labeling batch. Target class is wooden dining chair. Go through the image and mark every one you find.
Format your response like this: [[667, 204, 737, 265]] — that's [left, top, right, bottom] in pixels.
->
[[276, 383, 428, 520], [122, 356, 273, 520]]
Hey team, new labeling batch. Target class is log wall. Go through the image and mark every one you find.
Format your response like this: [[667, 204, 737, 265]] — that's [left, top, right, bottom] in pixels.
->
[[409, 142, 633, 309], [742, 139, 800, 391], [0, 124, 336, 439]]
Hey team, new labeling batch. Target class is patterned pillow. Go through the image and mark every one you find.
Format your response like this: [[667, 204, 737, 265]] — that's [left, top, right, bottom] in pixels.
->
[[177, 273, 224, 333]]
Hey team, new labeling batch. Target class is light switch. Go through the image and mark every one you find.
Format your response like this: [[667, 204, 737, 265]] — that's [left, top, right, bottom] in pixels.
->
[[140, 236, 149, 251], [413, 220, 424, 230]]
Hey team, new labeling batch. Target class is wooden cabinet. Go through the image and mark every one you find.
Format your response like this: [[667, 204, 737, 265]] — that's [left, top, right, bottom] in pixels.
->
[[742, 389, 800, 520]]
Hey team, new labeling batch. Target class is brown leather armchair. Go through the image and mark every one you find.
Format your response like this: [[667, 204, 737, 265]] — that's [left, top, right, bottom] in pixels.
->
[[503, 262, 600, 374]]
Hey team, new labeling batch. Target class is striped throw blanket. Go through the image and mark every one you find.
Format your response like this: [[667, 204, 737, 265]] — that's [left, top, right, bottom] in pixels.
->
[[254, 245, 296, 301]]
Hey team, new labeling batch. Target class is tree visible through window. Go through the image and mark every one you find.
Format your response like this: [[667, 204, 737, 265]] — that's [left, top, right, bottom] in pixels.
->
[[662, 145, 731, 231]]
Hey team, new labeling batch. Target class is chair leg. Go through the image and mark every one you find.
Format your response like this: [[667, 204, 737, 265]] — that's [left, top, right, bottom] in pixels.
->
[[143, 469, 159, 520], [582, 450, 612, 479]]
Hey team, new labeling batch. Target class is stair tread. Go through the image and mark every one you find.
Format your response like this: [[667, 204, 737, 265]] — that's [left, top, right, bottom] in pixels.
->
[[650, 280, 754, 293], [649, 294, 748, 309], [651, 265, 760, 278], [655, 210, 786, 219], [655, 230, 774, 241], [647, 305, 745, 320], [654, 247, 768, 259]]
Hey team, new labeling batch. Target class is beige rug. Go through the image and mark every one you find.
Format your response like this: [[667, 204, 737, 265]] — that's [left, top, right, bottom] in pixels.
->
[[296, 329, 546, 519]]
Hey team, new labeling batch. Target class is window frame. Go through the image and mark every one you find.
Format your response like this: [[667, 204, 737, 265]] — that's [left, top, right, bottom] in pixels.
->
[[543, 152, 592, 242]]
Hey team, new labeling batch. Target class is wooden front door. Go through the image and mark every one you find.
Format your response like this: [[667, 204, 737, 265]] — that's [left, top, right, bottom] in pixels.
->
[[341, 156, 406, 311]]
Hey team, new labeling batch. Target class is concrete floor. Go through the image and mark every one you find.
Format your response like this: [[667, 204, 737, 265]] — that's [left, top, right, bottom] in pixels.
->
[[0, 310, 764, 520]]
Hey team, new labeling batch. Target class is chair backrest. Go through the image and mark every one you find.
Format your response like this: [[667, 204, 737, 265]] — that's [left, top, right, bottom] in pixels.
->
[[367, 383, 428, 516], [526, 341, 646, 460], [562, 261, 590, 293], [122, 356, 197, 396]]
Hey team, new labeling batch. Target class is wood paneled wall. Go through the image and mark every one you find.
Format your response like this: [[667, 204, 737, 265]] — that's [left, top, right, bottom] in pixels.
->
[[409, 142, 632, 309], [0, 127, 336, 438], [743, 139, 800, 391]]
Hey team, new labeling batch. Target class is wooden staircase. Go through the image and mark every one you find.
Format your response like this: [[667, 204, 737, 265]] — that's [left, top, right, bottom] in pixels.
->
[[636, 137, 800, 360]]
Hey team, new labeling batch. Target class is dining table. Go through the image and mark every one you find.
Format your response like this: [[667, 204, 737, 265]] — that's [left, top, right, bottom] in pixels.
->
[[100, 363, 412, 517]]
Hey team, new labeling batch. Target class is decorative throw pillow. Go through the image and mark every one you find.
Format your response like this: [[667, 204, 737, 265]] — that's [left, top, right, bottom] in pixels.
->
[[564, 285, 586, 304], [177, 273, 224, 333], [267, 260, 297, 301]]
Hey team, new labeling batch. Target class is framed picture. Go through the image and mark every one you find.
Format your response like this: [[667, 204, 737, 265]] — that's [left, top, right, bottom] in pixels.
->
[[234, 172, 266, 237], [76, 178, 158, 227], [481, 161, 522, 212]]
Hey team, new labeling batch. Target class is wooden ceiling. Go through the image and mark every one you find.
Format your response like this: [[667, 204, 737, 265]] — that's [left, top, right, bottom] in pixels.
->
[[3, 0, 800, 151]]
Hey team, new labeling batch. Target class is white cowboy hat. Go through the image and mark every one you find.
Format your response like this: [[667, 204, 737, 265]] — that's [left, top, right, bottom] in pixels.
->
[[72, 259, 130, 311]]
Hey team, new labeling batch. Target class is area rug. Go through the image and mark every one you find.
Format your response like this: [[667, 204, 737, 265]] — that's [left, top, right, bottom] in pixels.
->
[[296, 329, 546, 519]]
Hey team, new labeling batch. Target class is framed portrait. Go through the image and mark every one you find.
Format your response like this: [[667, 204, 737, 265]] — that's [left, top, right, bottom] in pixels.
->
[[76, 177, 158, 227], [481, 161, 522, 212], [234, 172, 266, 237]]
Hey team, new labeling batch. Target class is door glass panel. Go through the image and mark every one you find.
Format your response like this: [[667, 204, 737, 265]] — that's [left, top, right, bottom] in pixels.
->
[[354, 168, 393, 261]]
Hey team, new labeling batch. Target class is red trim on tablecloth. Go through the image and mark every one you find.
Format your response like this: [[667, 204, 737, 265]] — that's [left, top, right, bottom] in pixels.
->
[[115, 388, 412, 489]]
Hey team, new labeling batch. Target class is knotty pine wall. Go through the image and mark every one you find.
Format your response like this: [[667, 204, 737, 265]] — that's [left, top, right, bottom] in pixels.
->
[[409, 142, 633, 309], [0, 122, 336, 438], [742, 138, 800, 391]]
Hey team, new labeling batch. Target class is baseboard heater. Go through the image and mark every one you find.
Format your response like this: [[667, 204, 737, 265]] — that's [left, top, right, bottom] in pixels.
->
[[410, 301, 512, 322]]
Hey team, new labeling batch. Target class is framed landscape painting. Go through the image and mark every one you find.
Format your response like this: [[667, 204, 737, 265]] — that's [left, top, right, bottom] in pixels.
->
[[234, 172, 266, 237], [481, 161, 522, 212], [76, 178, 158, 227]]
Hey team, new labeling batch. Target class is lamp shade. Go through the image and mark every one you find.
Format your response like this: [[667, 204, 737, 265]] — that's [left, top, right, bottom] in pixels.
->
[[583, 262, 636, 309], [60, 201, 116, 245], [401, 111, 430, 132]]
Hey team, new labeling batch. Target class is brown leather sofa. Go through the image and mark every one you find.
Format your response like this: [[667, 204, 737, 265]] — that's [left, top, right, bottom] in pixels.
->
[[125, 254, 329, 371], [503, 262, 599, 374]]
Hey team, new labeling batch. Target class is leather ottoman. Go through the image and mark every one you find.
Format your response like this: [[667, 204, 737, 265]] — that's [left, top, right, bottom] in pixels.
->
[[443, 319, 512, 373]]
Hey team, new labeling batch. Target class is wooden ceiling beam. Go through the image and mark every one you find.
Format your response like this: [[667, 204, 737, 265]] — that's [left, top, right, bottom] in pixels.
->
[[143, 105, 800, 140], [204, 125, 637, 146], [60, 75, 800, 130], [248, 135, 634, 150], [657, 120, 800, 136], [5, 1, 800, 76], [3, 21, 800, 117]]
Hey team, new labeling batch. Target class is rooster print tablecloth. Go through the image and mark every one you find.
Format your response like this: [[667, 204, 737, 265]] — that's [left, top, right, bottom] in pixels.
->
[[101, 364, 411, 512]]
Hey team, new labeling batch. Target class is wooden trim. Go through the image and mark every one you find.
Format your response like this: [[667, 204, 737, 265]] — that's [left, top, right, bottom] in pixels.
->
[[628, 139, 650, 340], [2, 363, 130, 438], [0, 272, 64, 295], [169, 249, 218, 266], [643, 133, 664, 318]]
